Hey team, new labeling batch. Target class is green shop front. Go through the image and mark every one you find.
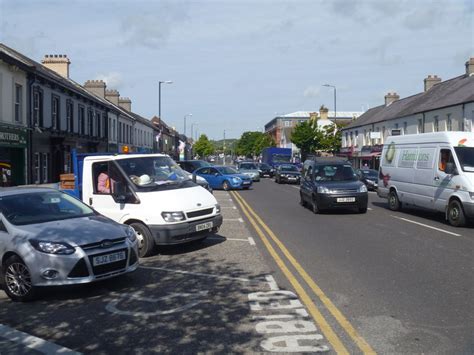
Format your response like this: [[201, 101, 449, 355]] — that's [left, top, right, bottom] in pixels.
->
[[0, 124, 27, 186]]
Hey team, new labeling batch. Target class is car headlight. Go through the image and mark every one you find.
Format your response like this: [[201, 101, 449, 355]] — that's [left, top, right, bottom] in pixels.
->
[[359, 184, 368, 193], [469, 192, 474, 200], [126, 226, 137, 243], [231, 177, 241, 184], [215, 204, 221, 214], [161, 211, 186, 222], [317, 186, 330, 194], [30, 240, 75, 255]]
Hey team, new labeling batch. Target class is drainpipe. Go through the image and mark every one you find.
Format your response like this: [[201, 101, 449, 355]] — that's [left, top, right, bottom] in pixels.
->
[[27, 74, 35, 184]]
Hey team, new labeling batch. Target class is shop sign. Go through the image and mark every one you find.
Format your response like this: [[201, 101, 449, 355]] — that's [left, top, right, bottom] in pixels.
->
[[0, 126, 27, 148]]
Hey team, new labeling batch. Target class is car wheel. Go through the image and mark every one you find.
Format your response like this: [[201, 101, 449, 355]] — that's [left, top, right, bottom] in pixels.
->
[[130, 222, 155, 258], [388, 190, 401, 211], [311, 196, 320, 214], [222, 181, 231, 191], [3, 255, 37, 302], [358, 206, 368, 213], [447, 199, 466, 227]]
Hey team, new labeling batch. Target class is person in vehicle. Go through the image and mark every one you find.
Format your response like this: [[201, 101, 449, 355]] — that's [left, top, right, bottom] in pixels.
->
[[438, 150, 451, 172], [97, 167, 112, 193]]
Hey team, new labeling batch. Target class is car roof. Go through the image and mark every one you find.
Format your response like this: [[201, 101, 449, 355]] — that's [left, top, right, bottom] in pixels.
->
[[0, 186, 59, 197], [305, 157, 350, 165]]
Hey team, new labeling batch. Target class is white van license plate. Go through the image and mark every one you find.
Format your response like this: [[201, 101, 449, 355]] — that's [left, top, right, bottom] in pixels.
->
[[337, 197, 355, 203], [196, 221, 213, 231], [93, 251, 126, 266]]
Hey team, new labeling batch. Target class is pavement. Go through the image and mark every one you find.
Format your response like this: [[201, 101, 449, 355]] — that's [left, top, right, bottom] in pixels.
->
[[0, 190, 330, 354]]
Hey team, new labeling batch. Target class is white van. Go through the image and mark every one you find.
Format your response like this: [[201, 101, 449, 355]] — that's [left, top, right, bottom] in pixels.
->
[[377, 132, 474, 227], [62, 152, 223, 257]]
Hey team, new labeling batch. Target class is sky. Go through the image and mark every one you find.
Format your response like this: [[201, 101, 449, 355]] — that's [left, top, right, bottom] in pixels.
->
[[0, 0, 473, 140]]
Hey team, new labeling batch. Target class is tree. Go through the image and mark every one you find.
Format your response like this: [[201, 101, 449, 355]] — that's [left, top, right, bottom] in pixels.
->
[[193, 134, 214, 158], [290, 121, 318, 160], [291, 121, 342, 159], [236, 131, 275, 157]]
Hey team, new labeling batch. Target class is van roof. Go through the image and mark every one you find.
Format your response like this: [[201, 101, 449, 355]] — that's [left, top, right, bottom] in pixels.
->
[[384, 132, 474, 147], [304, 157, 349, 164], [84, 153, 169, 162]]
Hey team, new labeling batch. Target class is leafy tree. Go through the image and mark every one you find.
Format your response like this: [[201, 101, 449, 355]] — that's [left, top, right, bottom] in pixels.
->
[[291, 121, 342, 159], [235, 131, 275, 157], [193, 134, 214, 158], [254, 133, 276, 155]]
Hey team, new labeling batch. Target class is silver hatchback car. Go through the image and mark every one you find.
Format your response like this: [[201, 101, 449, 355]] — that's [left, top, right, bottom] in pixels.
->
[[0, 187, 139, 301]]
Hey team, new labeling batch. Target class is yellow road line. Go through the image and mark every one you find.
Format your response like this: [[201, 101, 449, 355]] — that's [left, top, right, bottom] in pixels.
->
[[233, 191, 376, 355], [230, 191, 349, 355]]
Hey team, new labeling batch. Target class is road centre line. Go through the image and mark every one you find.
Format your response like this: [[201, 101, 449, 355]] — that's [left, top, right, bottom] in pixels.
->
[[232, 191, 376, 355], [139, 265, 252, 283], [391, 215, 462, 237], [0, 324, 81, 355], [230, 191, 348, 354]]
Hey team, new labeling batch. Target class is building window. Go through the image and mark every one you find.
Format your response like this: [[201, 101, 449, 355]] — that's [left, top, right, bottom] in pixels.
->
[[447, 114, 452, 131], [34, 153, 40, 184], [418, 119, 423, 133], [403, 122, 407, 134], [78, 106, 85, 135], [42, 153, 49, 183], [52, 95, 60, 130], [14, 84, 22, 122], [66, 100, 73, 133], [33, 89, 43, 127], [434, 117, 439, 132], [102, 114, 107, 138], [87, 109, 93, 136], [284, 121, 290, 127], [113, 119, 116, 141], [96, 111, 101, 137]]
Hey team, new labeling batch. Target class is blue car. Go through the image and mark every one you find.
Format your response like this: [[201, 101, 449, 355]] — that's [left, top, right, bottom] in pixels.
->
[[195, 166, 253, 190]]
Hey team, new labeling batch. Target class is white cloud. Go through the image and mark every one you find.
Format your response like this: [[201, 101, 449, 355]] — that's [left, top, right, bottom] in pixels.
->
[[303, 86, 320, 98], [95, 72, 123, 89]]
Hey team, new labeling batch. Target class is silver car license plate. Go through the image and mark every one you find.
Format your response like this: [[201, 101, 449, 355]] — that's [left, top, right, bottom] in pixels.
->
[[93, 251, 126, 266], [337, 197, 356, 203], [196, 221, 213, 231]]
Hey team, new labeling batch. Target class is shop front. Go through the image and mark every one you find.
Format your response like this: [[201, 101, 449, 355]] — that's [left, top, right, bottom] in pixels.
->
[[0, 124, 28, 186], [353, 145, 383, 170]]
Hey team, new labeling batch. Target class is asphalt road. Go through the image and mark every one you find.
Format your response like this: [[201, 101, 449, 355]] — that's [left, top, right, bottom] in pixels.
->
[[234, 178, 474, 354]]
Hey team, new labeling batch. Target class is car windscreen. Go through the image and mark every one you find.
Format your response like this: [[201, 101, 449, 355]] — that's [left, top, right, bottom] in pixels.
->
[[192, 161, 211, 170], [361, 170, 378, 179], [273, 154, 291, 163], [0, 191, 94, 226], [280, 164, 298, 172], [217, 166, 238, 174], [454, 147, 474, 172], [315, 164, 358, 182], [117, 156, 191, 187], [240, 163, 257, 169]]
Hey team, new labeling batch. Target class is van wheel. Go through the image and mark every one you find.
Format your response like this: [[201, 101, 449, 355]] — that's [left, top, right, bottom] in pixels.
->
[[388, 190, 401, 211], [130, 223, 155, 258], [447, 200, 466, 227], [311, 197, 320, 214], [3, 255, 37, 302], [222, 181, 231, 191]]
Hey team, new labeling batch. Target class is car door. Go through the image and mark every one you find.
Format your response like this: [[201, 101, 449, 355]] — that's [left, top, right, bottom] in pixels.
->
[[196, 167, 215, 188], [433, 147, 457, 212], [300, 165, 314, 202]]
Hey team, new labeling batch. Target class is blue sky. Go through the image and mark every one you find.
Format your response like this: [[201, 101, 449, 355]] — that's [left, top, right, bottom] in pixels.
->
[[1, 0, 472, 140]]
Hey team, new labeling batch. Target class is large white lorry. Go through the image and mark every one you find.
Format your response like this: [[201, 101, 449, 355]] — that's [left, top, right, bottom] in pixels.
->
[[377, 132, 474, 227], [61, 150, 223, 257]]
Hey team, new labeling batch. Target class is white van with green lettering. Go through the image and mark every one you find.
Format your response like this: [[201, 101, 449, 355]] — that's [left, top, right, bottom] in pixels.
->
[[378, 132, 474, 227]]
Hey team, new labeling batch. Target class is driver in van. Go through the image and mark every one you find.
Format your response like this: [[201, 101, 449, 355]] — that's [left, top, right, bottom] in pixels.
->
[[438, 150, 451, 172]]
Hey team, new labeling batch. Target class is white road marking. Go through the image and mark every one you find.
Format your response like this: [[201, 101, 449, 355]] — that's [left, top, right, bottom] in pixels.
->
[[140, 265, 252, 282], [223, 218, 244, 222], [265, 275, 279, 291], [368, 207, 373, 211], [106, 291, 208, 318], [248, 237, 256, 246], [391, 215, 462, 237], [207, 236, 250, 242], [0, 324, 81, 354], [221, 206, 237, 209]]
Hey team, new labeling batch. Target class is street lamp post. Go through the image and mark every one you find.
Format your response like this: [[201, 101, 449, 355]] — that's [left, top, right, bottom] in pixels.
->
[[191, 122, 198, 142], [158, 80, 173, 119], [184, 113, 192, 137], [323, 84, 337, 125], [223, 129, 226, 165]]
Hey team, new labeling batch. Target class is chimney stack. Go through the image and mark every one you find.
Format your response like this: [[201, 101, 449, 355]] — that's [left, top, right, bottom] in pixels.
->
[[41, 54, 71, 78], [466, 57, 474, 76], [118, 97, 132, 112], [84, 80, 106, 98], [105, 89, 120, 106], [384, 92, 400, 106], [424, 75, 441, 92], [319, 106, 329, 120]]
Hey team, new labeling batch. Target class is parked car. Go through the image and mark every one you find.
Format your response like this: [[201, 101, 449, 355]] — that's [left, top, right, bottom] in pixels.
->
[[236, 162, 260, 182], [355, 168, 379, 190], [258, 163, 274, 178], [0, 187, 139, 301], [274, 164, 301, 184], [176, 160, 213, 192], [300, 158, 368, 213], [195, 166, 253, 190]]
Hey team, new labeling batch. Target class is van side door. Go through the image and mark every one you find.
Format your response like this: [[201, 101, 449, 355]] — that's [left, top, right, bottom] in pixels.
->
[[412, 146, 437, 208], [433, 147, 457, 212], [300, 164, 314, 203]]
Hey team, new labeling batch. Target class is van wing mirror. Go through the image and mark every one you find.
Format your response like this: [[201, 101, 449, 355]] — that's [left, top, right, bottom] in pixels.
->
[[445, 162, 458, 175], [112, 181, 127, 203]]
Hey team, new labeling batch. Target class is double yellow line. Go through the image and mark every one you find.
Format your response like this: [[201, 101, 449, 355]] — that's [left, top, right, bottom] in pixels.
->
[[231, 191, 375, 355]]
